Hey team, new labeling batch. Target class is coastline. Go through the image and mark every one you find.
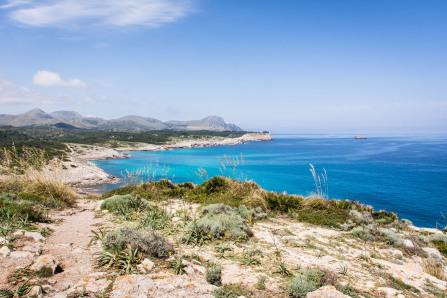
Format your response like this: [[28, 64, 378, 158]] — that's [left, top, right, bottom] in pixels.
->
[[62, 132, 272, 187]]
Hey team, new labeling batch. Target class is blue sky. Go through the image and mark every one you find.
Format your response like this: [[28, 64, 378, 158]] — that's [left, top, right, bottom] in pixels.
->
[[0, 0, 446, 134]]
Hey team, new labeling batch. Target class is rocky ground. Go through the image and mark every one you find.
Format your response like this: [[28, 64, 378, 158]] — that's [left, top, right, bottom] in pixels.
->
[[1, 194, 446, 297]]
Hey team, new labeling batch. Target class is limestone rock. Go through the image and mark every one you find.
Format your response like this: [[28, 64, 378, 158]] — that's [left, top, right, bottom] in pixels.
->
[[390, 249, 404, 259], [28, 286, 43, 298], [307, 285, 351, 298], [184, 266, 195, 275], [110, 274, 216, 297], [69, 278, 112, 293], [13, 230, 45, 242], [10, 251, 34, 259], [0, 246, 11, 257], [22, 243, 43, 255], [403, 239, 414, 248], [111, 275, 155, 297], [31, 255, 60, 274], [141, 258, 154, 272], [423, 247, 442, 259]]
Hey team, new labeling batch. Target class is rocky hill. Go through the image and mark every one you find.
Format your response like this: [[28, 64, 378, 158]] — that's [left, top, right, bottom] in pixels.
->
[[0, 109, 243, 132]]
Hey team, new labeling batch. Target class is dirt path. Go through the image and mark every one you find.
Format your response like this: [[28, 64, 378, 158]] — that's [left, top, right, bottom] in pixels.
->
[[40, 199, 111, 291]]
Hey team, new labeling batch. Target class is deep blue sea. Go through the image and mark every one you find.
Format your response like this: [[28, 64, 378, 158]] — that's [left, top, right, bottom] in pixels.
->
[[91, 135, 447, 228]]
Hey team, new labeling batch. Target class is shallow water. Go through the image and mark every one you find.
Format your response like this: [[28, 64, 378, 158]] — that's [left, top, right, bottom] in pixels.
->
[[92, 135, 447, 228]]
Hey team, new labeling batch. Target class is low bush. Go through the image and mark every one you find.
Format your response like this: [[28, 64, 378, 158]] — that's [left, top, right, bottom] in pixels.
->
[[288, 277, 317, 298], [103, 226, 174, 258], [206, 264, 222, 286], [351, 225, 376, 241], [213, 283, 250, 298], [100, 195, 153, 216], [183, 204, 253, 244], [139, 208, 171, 230], [372, 210, 398, 224], [380, 229, 404, 247]]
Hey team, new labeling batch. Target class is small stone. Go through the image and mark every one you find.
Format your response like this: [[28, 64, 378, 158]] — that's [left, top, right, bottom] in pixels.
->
[[172, 217, 182, 222], [0, 246, 11, 257], [30, 255, 60, 274], [28, 286, 43, 298], [192, 264, 206, 274], [389, 228, 397, 233], [141, 258, 154, 272], [397, 294, 405, 298], [184, 266, 195, 275], [0, 237, 8, 245], [390, 249, 404, 259], [307, 285, 351, 298], [403, 239, 414, 248]]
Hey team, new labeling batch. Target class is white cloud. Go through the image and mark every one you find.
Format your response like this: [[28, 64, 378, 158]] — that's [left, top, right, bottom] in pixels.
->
[[2, 0, 192, 28], [83, 96, 96, 104], [33, 70, 87, 88], [0, 79, 73, 104]]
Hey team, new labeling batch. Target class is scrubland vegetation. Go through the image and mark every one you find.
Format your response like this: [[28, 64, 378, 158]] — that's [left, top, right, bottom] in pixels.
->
[[1, 146, 447, 297]]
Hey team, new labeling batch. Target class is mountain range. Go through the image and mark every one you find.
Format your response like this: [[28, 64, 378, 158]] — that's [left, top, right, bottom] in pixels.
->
[[0, 109, 243, 132]]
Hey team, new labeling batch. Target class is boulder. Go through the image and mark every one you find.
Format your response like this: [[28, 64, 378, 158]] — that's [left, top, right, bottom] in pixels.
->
[[307, 285, 351, 298], [30, 255, 60, 274]]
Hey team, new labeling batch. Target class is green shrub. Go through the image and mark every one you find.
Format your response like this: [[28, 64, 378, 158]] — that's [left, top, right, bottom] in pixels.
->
[[432, 240, 447, 257], [183, 209, 253, 244], [36, 266, 53, 278], [206, 264, 222, 286], [213, 283, 249, 298], [380, 229, 404, 247], [430, 233, 447, 244], [265, 192, 302, 212], [139, 208, 171, 230], [351, 225, 376, 241], [100, 195, 153, 215], [372, 210, 398, 224], [103, 226, 174, 258], [288, 276, 317, 298]]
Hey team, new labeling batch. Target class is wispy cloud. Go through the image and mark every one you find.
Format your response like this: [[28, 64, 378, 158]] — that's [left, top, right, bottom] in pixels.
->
[[2, 0, 193, 29], [33, 70, 87, 88], [0, 79, 73, 104]]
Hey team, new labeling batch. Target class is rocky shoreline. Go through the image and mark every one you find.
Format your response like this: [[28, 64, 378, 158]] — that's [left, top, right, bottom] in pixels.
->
[[62, 132, 272, 187]]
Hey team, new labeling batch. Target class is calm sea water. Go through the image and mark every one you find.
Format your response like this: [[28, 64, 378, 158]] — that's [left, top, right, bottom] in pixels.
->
[[91, 135, 447, 228]]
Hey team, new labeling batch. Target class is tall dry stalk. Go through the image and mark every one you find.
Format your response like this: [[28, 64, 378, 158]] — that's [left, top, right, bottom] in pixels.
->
[[122, 161, 171, 186], [218, 153, 247, 181], [309, 164, 328, 199]]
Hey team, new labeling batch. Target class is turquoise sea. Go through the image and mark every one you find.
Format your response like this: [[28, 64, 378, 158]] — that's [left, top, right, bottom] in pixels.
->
[[91, 135, 447, 228]]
